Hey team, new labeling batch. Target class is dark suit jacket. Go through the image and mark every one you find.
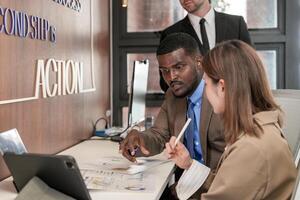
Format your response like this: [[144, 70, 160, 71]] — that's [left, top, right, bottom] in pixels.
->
[[141, 89, 225, 171], [159, 11, 252, 91]]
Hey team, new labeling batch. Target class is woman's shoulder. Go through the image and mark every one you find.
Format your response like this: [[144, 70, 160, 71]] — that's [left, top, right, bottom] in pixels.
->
[[226, 115, 291, 166]]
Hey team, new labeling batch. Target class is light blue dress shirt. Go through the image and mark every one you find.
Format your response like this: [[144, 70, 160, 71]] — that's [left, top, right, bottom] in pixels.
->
[[187, 79, 205, 163]]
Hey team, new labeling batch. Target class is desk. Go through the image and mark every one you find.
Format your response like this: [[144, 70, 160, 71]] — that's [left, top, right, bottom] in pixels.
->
[[0, 140, 175, 200]]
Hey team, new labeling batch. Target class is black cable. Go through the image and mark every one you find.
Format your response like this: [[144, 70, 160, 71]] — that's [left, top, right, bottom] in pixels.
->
[[92, 118, 143, 142], [93, 117, 108, 135]]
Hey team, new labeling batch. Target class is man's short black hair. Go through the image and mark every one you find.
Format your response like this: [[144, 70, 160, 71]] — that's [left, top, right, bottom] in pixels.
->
[[156, 32, 200, 57]]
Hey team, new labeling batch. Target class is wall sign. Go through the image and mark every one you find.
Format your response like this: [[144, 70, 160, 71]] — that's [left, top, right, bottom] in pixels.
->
[[0, 0, 94, 105], [0, 6, 56, 42], [0, 58, 96, 105], [52, 0, 82, 12]]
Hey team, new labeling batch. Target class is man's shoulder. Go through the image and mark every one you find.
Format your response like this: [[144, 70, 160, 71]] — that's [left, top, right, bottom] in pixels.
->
[[214, 10, 251, 45], [163, 19, 186, 31], [160, 16, 190, 38], [215, 10, 243, 22]]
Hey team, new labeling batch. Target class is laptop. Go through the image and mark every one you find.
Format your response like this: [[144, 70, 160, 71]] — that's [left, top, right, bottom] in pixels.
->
[[3, 152, 91, 200]]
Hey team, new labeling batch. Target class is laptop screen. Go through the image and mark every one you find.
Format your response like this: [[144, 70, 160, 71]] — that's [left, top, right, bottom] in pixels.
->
[[128, 60, 149, 127]]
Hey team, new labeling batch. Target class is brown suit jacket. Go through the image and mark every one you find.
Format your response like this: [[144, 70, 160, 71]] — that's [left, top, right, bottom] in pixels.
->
[[141, 89, 225, 171], [201, 110, 297, 200]]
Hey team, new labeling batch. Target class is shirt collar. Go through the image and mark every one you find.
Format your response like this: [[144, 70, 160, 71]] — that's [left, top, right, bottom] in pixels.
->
[[188, 6, 215, 27], [188, 79, 205, 105], [253, 110, 283, 127]]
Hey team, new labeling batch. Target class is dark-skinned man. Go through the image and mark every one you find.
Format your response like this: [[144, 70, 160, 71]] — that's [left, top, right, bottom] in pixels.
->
[[120, 33, 225, 199]]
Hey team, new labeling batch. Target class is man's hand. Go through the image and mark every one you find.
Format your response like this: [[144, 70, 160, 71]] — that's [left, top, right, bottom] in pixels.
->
[[119, 129, 150, 162]]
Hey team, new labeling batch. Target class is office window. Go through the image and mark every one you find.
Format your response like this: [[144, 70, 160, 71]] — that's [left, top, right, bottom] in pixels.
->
[[113, 0, 299, 126], [257, 50, 277, 89], [127, 0, 185, 32], [212, 0, 277, 28]]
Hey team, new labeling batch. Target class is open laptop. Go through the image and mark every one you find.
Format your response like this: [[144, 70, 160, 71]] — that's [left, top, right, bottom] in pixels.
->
[[3, 153, 91, 200]]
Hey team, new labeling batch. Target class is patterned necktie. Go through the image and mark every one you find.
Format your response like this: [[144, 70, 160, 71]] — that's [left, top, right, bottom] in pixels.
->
[[184, 100, 196, 159], [200, 18, 210, 54]]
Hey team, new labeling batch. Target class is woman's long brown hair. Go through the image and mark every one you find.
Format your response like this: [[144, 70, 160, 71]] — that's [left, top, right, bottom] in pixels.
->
[[202, 40, 280, 144]]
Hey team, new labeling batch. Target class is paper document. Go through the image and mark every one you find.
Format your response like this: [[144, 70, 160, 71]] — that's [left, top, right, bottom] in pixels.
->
[[79, 156, 170, 191], [80, 156, 170, 175], [176, 160, 210, 200], [0, 128, 27, 155], [81, 169, 154, 191]]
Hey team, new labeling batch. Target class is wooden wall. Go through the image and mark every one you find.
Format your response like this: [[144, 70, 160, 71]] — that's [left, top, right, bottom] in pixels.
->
[[0, 0, 110, 180]]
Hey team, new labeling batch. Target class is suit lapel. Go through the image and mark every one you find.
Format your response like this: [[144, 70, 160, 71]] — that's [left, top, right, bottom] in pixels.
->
[[200, 90, 213, 164], [174, 97, 187, 143], [215, 11, 226, 43], [182, 16, 205, 53]]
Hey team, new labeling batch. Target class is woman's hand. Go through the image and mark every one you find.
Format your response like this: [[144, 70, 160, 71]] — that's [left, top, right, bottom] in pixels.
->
[[165, 136, 193, 170]]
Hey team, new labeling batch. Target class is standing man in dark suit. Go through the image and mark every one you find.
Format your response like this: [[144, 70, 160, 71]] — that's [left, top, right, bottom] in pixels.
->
[[160, 0, 252, 92]]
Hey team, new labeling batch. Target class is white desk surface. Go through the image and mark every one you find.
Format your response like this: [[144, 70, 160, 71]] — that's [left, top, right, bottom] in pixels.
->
[[0, 139, 175, 200]]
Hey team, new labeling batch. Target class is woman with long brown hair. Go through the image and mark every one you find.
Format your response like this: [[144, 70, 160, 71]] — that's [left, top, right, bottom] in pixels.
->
[[166, 40, 297, 199]]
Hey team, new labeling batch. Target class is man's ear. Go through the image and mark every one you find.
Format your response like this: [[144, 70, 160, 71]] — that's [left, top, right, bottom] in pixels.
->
[[195, 55, 203, 70]]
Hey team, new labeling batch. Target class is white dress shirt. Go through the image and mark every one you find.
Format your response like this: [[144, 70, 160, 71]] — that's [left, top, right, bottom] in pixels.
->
[[188, 7, 216, 49]]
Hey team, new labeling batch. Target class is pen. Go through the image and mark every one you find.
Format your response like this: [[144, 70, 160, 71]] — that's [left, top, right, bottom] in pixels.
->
[[174, 118, 191, 146], [130, 117, 145, 129], [134, 117, 145, 125], [129, 146, 139, 156]]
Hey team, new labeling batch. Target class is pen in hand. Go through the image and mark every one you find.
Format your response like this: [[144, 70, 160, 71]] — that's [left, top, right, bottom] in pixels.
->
[[129, 146, 139, 156], [174, 118, 191, 146], [166, 118, 193, 169]]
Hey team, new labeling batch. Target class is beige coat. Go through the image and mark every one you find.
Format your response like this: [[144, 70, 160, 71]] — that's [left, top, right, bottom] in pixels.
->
[[142, 89, 225, 171], [201, 110, 297, 200]]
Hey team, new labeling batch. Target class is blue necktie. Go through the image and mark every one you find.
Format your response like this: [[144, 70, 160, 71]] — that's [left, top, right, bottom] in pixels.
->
[[185, 100, 196, 159], [184, 100, 203, 162]]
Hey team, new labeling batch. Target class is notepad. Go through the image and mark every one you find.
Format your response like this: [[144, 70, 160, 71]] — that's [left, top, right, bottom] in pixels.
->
[[176, 160, 210, 200]]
